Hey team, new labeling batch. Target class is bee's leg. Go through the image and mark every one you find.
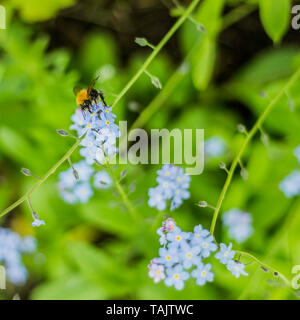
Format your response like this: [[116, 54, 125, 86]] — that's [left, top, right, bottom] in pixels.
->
[[80, 108, 87, 121], [98, 90, 107, 106]]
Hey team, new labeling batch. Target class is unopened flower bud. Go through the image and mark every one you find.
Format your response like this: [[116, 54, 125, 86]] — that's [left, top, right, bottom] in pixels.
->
[[151, 76, 162, 89], [135, 37, 148, 47], [219, 162, 226, 170], [237, 124, 247, 134], [120, 169, 127, 178], [240, 168, 248, 180], [21, 168, 31, 176], [56, 129, 69, 136], [72, 169, 79, 180], [198, 201, 208, 207]]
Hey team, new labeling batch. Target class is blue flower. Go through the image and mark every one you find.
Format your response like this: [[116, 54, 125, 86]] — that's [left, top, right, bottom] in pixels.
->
[[149, 165, 191, 211], [94, 171, 112, 189], [32, 217, 45, 227], [173, 167, 191, 189], [157, 164, 179, 180], [162, 218, 177, 232], [6, 264, 28, 285], [164, 265, 189, 290], [58, 160, 93, 186], [170, 188, 190, 211], [179, 242, 201, 269], [89, 102, 103, 113], [58, 160, 94, 204], [198, 235, 218, 258], [69, 101, 120, 172], [192, 224, 210, 242], [59, 189, 77, 204], [205, 136, 226, 158], [157, 228, 167, 246], [166, 227, 190, 248], [0, 228, 37, 285], [98, 117, 120, 137], [148, 259, 166, 283], [73, 183, 93, 203], [100, 106, 117, 122], [191, 263, 214, 286], [215, 243, 235, 264], [75, 160, 94, 180], [226, 260, 248, 278], [148, 187, 167, 211], [279, 170, 300, 198], [70, 109, 86, 136], [222, 209, 253, 243], [157, 177, 175, 199], [157, 247, 179, 267]]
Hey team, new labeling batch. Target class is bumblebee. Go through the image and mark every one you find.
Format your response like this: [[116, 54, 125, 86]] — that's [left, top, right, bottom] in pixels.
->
[[73, 76, 107, 113]]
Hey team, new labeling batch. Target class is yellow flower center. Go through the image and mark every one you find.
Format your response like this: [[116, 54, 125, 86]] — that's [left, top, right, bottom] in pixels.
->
[[186, 253, 192, 259], [224, 251, 229, 257], [165, 172, 170, 176], [105, 110, 109, 113], [105, 120, 110, 125], [87, 124, 91, 128], [91, 113, 95, 116], [176, 236, 181, 241], [173, 274, 180, 280], [177, 177, 182, 182], [202, 242, 208, 249], [166, 256, 172, 261], [156, 270, 161, 275], [201, 271, 207, 277]]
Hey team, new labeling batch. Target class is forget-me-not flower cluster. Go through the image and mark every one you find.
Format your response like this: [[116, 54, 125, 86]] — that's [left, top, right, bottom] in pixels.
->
[[70, 102, 120, 165], [222, 208, 253, 243], [58, 160, 112, 204], [215, 243, 248, 278], [0, 228, 37, 285], [148, 218, 248, 290], [148, 165, 191, 211]]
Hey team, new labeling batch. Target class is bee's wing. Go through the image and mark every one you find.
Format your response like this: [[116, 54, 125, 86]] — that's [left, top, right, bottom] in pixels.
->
[[73, 85, 82, 96], [87, 75, 100, 94]]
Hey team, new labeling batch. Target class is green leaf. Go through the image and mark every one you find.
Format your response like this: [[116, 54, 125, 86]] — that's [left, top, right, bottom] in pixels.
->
[[259, 0, 291, 43], [11, 0, 75, 22], [190, 0, 225, 90], [191, 37, 216, 90]]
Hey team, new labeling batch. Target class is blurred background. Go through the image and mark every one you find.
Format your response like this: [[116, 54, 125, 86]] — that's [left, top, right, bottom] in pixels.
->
[[0, 0, 300, 300]]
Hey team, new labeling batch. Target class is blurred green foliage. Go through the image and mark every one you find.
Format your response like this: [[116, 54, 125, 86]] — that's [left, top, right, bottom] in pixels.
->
[[0, 0, 299, 300]]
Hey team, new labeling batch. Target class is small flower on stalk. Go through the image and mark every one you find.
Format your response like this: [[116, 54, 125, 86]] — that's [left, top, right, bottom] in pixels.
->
[[226, 260, 248, 278]]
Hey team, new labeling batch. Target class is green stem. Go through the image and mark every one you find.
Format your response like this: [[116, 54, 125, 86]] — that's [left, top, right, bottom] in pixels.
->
[[105, 162, 140, 223], [210, 67, 300, 235], [0, 137, 83, 218], [235, 250, 291, 288], [130, 3, 256, 131], [0, 0, 201, 220], [130, 64, 186, 131], [111, 0, 201, 109], [221, 4, 256, 30]]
